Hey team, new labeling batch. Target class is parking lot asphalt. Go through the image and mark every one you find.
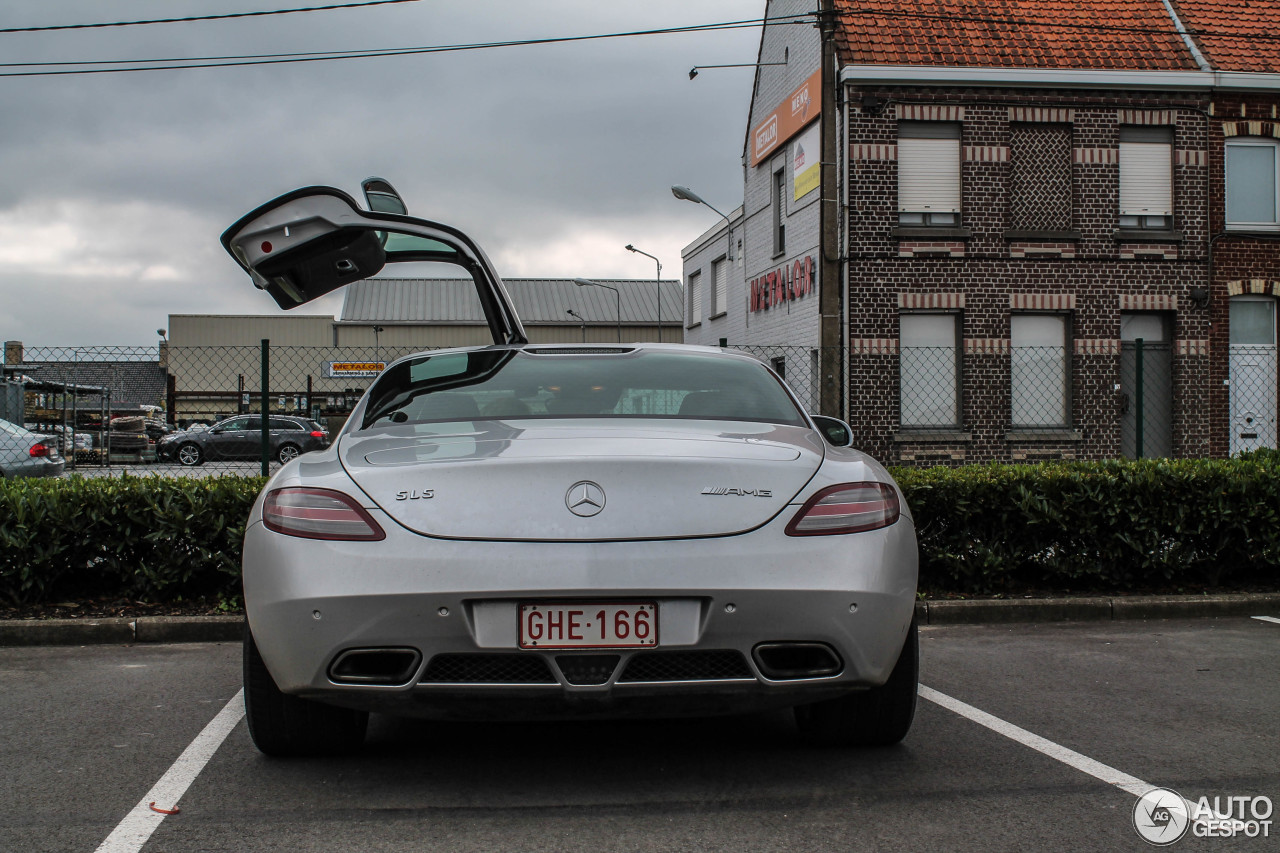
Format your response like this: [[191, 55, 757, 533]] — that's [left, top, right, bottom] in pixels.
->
[[2, 616, 1276, 853]]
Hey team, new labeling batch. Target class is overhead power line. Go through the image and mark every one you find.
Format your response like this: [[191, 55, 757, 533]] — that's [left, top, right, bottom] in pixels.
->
[[0, 0, 424, 35], [0, 16, 816, 78]]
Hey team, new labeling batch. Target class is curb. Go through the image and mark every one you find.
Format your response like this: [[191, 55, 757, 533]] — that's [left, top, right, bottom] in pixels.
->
[[0, 615, 244, 647], [915, 592, 1280, 625], [1, 595, 1278, 646]]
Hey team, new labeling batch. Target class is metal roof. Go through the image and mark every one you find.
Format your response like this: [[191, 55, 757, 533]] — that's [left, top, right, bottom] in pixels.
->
[[338, 278, 685, 326]]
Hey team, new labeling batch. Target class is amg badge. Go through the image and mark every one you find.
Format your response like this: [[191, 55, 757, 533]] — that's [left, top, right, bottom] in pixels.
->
[[701, 487, 772, 497]]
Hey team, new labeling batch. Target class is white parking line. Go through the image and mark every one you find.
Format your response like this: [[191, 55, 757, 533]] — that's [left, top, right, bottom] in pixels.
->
[[919, 685, 1155, 799], [94, 690, 245, 853], [1252, 616, 1280, 625]]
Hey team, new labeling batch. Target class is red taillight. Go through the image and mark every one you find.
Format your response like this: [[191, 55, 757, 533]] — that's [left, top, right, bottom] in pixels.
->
[[785, 483, 901, 536], [310, 430, 325, 437], [262, 487, 385, 541], [29, 443, 51, 458]]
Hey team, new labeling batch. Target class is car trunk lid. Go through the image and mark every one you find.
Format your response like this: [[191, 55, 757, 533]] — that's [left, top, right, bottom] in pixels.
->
[[339, 421, 824, 540]]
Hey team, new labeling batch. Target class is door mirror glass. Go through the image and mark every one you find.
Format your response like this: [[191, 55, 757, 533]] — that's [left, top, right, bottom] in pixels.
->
[[811, 415, 854, 447]]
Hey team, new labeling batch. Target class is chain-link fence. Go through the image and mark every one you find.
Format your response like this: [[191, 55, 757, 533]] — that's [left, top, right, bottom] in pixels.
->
[[726, 344, 831, 414]]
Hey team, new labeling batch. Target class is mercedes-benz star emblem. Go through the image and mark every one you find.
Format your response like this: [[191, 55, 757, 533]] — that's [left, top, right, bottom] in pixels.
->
[[566, 481, 606, 517]]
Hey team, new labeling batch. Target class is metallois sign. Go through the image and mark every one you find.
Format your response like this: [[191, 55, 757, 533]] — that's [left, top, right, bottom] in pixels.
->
[[326, 361, 386, 378], [750, 255, 815, 313]]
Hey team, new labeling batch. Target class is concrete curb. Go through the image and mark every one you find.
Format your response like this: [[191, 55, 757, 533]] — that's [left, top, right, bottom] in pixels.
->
[[915, 592, 1280, 625], [0, 594, 1277, 646], [0, 615, 243, 647]]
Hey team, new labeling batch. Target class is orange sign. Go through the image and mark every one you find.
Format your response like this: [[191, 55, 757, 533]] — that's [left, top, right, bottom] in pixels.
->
[[750, 69, 821, 167]]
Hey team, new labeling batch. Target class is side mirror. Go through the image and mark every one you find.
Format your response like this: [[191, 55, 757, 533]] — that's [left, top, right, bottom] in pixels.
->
[[210, 428, 224, 435], [361, 177, 407, 215], [811, 415, 854, 448], [221, 188, 387, 310]]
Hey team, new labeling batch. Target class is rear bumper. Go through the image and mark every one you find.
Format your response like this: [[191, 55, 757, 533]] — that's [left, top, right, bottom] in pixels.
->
[[243, 508, 918, 718]]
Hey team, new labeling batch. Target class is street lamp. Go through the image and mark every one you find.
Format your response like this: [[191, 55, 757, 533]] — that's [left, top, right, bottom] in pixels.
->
[[688, 61, 786, 80], [624, 244, 663, 342], [565, 309, 587, 342], [573, 279, 622, 342], [671, 185, 734, 262]]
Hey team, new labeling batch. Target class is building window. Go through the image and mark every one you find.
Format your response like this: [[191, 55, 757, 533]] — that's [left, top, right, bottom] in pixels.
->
[[771, 356, 786, 380], [687, 271, 701, 326], [1011, 314, 1070, 428], [899, 313, 961, 428], [772, 169, 786, 256], [898, 122, 961, 226], [1227, 139, 1280, 229], [1010, 124, 1072, 232], [711, 256, 728, 317], [1118, 127, 1173, 229]]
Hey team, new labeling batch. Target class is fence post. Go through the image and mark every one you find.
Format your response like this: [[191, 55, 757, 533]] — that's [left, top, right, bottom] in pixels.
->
[[261, 339, 270, 477], [1135, 338, 1144, 459]]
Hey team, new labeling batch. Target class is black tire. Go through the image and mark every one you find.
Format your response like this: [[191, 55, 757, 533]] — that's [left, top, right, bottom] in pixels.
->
[[794, 614, 918, 747], [243, 626, 368, 757], [176, 443, 203, 467], [276, 443, 301, 464]]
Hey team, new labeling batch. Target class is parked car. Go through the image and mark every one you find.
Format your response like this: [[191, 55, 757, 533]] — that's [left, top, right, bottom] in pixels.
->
[[156, 415, 329, 466], [222, 184, 919, 757], [0, 417, 65, 478]]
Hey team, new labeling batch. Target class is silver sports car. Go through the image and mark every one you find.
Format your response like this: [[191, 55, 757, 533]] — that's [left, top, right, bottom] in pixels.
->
[[223, 182, 919, 756]]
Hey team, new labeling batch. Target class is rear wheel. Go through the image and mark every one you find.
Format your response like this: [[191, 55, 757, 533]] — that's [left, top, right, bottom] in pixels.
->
[[243, 626, 368, 757], [176, 443, 203, 466], [794, 614, 918, 747], [276, 443, 301, 464]]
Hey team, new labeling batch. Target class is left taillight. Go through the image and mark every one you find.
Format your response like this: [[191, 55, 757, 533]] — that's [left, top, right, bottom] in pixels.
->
[[309, 430, 325, 438], [29, 443, 51, 458], [262, 487, 385, 541], [785, 482, 901, 536]]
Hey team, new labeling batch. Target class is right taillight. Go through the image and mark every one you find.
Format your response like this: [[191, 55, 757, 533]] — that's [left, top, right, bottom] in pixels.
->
[[29, 443, 51, 458], [785, 482, 901, 536], [262, 487, 386, 541]]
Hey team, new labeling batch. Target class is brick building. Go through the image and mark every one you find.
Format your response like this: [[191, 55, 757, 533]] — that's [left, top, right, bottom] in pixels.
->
[[680, 0, 1280, 463]]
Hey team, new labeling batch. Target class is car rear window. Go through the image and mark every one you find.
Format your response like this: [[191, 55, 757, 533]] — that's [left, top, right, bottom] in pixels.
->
[[362, 350, 805, 429]]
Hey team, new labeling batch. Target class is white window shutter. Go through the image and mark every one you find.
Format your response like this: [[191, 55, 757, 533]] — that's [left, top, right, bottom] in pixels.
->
[[688, 272, 701, 324], [1119, 141, 1172, 215], [898, 137, 961, 212], [713, 259, 727, 316]]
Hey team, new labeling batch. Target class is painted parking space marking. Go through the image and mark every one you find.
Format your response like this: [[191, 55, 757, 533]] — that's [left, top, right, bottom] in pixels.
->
[[1252, 616, 1280, 625], [94, 690, 245, 853], [919, 685, 1156, 798]]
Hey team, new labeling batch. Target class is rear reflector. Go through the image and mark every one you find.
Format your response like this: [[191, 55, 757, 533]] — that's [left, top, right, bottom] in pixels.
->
[[262, 487, 385, 541], [785, 482, 901, 536]]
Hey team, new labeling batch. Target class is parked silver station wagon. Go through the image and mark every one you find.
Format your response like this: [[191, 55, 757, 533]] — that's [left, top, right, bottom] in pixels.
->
[[222, 182, 919, 756]]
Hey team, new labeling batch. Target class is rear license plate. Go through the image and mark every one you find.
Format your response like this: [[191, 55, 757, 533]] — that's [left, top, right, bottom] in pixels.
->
[[518, 602, 657, 649]]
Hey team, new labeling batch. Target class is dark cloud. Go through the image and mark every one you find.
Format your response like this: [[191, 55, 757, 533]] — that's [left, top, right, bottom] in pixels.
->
[[0, 1, 760, 344]]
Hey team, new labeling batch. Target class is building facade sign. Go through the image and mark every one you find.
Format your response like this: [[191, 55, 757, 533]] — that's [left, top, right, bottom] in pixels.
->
[[792, 123, 821, 200], [750, 69, 822, 167], [749, 256, 815, 313], [326, 361, 385, 378]]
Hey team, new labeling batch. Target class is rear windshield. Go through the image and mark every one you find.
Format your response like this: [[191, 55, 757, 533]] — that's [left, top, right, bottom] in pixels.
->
[[361, 350, 805, 429]]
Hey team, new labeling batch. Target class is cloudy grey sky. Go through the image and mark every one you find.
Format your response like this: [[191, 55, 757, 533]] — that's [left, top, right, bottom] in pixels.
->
[[0, 1, 765, 345]]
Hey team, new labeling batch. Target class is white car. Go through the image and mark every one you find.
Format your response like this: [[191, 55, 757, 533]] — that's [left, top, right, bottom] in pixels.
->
[[223, 183, 919, 756]]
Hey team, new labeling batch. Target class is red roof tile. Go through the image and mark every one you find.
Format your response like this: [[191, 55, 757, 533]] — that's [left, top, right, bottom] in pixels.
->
[[833, 0, 1199, 71], [1171, 0, 1280, 72]]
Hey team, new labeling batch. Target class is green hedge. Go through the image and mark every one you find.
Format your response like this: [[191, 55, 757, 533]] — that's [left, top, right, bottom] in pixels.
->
[[895, 452, 1280, 593], [0, 475, 265, 606], [1, 456, 1277, 605]]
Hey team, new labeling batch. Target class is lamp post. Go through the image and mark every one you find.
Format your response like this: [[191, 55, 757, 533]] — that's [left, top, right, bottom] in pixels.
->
[[573, 279, 622, 342], [372, 325, 384, 363], [624, 245, 662, 342], [671, 185, 734, 263], [688, 61, 786, 80], [565, 309, 587, 342]]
